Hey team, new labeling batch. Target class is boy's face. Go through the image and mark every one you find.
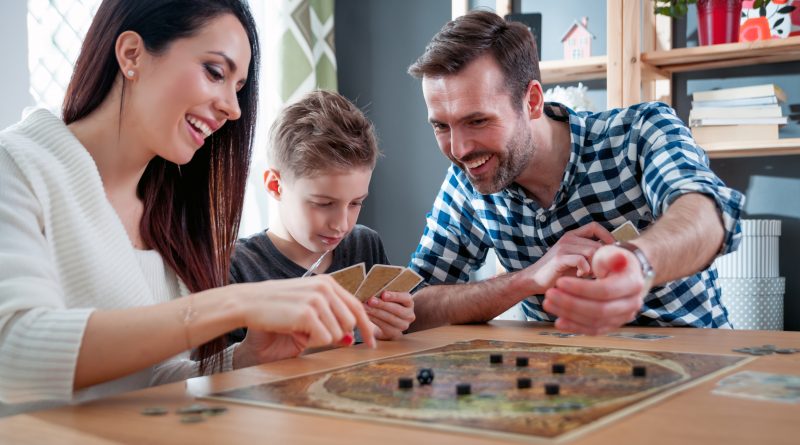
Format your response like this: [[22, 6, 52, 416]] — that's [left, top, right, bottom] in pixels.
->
[[272, 167, 373, 254]]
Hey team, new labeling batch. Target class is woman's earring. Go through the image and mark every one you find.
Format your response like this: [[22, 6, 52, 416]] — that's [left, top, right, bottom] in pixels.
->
[[126, 70, 135, 78]]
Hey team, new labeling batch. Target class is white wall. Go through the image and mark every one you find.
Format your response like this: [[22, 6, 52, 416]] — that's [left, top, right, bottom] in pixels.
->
[[0, 2, 34, 129]]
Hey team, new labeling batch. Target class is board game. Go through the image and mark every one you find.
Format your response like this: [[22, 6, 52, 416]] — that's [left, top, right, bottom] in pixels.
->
[[205, 339, 750, 443]]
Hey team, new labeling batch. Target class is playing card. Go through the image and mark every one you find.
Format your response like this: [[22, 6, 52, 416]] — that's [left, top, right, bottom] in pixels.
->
[[380, 268, 424, 294], [328, 263, 366, 295], [713, 371, 800, 404], [612, 220, 640, 242], [538, 331, 582, 338], [354, 264, 404, 302], [606, 332, 672, 341]]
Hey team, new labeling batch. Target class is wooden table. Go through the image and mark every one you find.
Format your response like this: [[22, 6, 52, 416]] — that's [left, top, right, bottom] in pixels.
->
[[2, 322, 799, 444]]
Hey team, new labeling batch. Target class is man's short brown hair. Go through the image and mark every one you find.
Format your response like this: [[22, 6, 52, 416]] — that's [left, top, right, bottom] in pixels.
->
[[269, 90, 379, 179], [408, 10, 540, 109]]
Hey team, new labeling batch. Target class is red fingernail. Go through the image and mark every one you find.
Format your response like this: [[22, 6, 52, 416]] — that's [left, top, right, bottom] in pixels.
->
[[340, 333, 354, 346], [611, 253, 627, 273]]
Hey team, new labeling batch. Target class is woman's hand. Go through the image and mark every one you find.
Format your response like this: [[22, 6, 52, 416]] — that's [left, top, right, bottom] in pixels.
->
[[237, 275, 376, 349], [234, 330, 308, 368]]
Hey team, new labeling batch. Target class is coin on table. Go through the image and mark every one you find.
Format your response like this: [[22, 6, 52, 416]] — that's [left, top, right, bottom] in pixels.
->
[[180, 414, 206, 424], [205, 406, 229, 416], [176, 404, 209, 414]]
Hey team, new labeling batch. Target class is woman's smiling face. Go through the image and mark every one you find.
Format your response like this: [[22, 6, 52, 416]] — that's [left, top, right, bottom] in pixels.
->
[[127, 13, 251, 165]]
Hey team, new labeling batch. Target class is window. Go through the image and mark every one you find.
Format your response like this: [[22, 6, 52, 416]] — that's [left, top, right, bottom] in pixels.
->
[[27, 0, 101, 112]]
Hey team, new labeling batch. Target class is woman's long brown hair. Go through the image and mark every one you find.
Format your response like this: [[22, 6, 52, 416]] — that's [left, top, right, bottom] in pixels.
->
[[62, 0, 259, 374]]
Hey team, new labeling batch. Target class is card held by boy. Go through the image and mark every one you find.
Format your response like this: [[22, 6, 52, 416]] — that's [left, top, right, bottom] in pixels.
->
[[354, 265, 404, 302], [380, 268, 424, 294], [328, 263, 367, 295]]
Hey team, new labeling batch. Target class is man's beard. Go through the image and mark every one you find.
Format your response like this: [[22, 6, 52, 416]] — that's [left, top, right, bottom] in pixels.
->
[[463, 119, 534, 195]]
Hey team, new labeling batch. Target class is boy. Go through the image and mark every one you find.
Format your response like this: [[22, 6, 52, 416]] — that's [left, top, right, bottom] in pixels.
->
[[229, 90, 414, 349]]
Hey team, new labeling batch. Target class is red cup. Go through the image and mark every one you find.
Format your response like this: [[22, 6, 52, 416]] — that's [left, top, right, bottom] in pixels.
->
[[697, 0, 743, 45]]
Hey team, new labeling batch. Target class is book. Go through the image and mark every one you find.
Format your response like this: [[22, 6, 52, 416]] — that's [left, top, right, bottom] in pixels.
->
[[689, 116, 787, 127], [692, 96, 780, 108], [691, 124, 779, 144], [688, 105, 783, 120], [692, 84, 787, 103]]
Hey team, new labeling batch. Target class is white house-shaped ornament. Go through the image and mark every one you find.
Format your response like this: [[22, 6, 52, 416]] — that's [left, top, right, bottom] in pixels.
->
[[561, 17, 595, 60]]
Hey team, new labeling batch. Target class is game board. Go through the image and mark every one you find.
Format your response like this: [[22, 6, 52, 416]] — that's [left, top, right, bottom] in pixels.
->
[[205, 340, 750, 443]]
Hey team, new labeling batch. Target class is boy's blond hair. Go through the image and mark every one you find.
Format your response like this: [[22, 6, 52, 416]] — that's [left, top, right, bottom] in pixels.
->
[[268, 90, 379, 179]]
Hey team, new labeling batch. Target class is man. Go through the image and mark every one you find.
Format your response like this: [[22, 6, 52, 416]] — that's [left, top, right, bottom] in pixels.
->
[[406, 10, 744, 335]]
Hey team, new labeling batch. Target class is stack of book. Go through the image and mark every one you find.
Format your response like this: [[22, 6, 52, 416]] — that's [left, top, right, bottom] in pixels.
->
[[689, 84, 787, 145]]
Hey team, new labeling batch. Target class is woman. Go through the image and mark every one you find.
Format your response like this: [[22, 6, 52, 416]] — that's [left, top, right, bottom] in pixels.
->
[[0, 0, 373, 416]]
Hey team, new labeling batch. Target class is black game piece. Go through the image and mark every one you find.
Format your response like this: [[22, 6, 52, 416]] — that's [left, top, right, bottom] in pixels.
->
[[517, 377, 532, 389], [456, 383, 471, 396], [398, 377, 414, 389], [417, 368, 434, 385], [516, 356, 529, 367], [632, 365, 647, 377], [552, 363, 566, 374], [544, 383, 560, 395], [490, 353, 503, 364]]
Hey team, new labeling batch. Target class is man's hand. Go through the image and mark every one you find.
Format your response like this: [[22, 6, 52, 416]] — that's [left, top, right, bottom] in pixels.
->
[[543, 244, 648, 335], [513, 222, 615, 295], [365, 291, 415, 340]]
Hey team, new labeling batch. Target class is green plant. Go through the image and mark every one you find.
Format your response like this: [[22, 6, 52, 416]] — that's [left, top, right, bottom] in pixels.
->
[[653, 0, 772, 17], [654, 0, 697, 17]]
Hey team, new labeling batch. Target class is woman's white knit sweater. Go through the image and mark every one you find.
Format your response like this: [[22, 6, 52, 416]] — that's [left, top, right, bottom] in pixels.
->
[[0, 109, 234, 416]]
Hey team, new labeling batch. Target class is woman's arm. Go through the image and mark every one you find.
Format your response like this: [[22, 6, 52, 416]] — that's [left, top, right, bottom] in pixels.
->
[[75, 276, 375, 390], [74, 287, 240, 390]]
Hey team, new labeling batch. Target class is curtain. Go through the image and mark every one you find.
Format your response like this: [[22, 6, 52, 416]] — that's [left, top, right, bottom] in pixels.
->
[[279, 0, 337, 102], [240, 0, 337, 236]]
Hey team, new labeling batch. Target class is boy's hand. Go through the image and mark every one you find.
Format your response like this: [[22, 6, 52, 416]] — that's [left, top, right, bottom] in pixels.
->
[[365, 291, 415, 340], [234, 330, 308, 369]]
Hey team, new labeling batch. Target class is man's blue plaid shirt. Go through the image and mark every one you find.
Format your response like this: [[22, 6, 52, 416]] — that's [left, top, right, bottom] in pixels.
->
[[409, 102, 745, 328]]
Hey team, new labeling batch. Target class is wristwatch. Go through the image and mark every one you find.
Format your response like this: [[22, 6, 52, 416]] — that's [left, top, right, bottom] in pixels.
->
[[615, 241, 655, 282]]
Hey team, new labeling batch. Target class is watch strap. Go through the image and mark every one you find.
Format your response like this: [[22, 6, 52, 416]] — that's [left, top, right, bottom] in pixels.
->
[[615, 241, 655, 280]]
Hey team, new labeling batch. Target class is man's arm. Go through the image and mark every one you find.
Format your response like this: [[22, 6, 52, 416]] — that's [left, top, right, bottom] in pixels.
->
[[544, 104, 744, 334], [409, 273, 524, 332], [634, 192, 723, 284], [410, 223, 609, 332], [546, 194, 729, 335]]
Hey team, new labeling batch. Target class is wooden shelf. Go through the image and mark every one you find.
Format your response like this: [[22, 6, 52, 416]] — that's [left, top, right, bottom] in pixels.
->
[[540, 36, 800, 89], [539, 56, 607, 84], [642, 35, 800, 74], [703, 138, 800, 159]]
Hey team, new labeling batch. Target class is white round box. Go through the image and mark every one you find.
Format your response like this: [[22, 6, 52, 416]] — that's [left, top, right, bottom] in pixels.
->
[[718, 277, 785, 330], [714, 219, 781, 278]]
